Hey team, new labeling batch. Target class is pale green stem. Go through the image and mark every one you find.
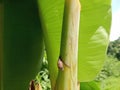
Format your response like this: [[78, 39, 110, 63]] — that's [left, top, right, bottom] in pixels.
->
[[55, 0, 80, 90], [77, 82, 80, 90]]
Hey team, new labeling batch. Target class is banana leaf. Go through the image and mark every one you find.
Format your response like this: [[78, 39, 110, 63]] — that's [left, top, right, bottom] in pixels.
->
[[0, 2, 3, 90], [78, 0, 112, 81], [3, 0, 44, 90], [37, 0, 64, 88]]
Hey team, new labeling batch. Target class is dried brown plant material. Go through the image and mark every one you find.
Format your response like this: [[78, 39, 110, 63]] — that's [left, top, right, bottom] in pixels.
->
[[29, 80, 42, 90]]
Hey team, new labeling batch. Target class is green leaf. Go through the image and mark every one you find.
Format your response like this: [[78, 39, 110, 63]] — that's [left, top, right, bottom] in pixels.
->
[[80, 81, 100, 90], [37, 0, 64, 88], [3, 1, 44, 90], [0, 0, 2, 3], [0, 3, 3, 90], [78, 0, 112, 81]]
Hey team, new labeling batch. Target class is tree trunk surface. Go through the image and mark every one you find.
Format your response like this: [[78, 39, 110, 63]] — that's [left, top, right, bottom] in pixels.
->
[[55, 0, 80, 90]]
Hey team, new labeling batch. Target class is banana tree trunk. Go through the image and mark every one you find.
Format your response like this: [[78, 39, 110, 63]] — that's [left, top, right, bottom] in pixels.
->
[[55, 0, 80, 90], [2, 0, 44, 90]]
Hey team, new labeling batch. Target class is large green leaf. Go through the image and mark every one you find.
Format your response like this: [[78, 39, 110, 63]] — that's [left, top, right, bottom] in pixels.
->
[[37, 0, 64, 88], [3, 0, 44, 90], [38, 0, 112, 87], [0, 3, 3, 90], [78, 0, 112, 81]]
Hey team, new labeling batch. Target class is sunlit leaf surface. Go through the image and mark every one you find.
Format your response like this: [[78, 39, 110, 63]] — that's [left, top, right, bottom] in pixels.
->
[[78, 0, 111, 81], [38, 0, 64, 88]]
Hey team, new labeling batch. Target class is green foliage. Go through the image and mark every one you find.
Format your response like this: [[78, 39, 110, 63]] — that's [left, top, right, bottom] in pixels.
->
[[101, 76, 120, 90], [95, 55, 120, 90], [35, 52, 51, 90], [38, 51, 120, 90], [38, 52, 120, 90], [96, 56, 120, 82], [95, 38, 120, 83], [107, 37, 120, 60], [95, 38, 120, 90], [39, 69, 51, 90], [94, 37, 120, 90]]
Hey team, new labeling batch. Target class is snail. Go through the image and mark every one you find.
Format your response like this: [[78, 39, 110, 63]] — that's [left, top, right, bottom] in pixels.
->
[[57, 57, 64, 71]]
